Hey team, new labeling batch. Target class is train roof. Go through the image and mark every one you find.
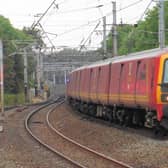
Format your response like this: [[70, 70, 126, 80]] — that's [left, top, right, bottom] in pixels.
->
[[113, 47, 168, 63], [71, 47, 168, 73]]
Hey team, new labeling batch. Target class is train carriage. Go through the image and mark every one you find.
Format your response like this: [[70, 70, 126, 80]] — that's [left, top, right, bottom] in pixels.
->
[[66, 48, 168, 133]]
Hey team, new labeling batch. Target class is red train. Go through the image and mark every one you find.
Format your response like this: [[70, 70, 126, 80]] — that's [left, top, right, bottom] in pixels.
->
[[66, 48, 168, 133]]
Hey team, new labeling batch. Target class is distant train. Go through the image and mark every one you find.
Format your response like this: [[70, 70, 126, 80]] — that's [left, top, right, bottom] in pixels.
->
[[66, 48, 168, 135]]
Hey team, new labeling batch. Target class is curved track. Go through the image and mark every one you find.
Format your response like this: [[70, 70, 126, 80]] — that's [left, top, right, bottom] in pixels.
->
[[25, 98, 133, 168], [25, 99, 83, 168]]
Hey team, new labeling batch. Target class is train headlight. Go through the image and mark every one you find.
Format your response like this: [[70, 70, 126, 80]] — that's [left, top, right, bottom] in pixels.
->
[[161, 94, 168, 102]]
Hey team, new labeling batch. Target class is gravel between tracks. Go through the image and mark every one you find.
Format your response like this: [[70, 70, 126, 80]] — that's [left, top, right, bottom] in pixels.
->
[[49, 103, 168, 168], [1, 103, 168, 168], [0, 105, 74, 168]]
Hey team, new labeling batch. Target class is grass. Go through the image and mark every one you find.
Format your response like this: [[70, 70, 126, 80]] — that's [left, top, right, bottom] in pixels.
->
[[4, 93, 25, 106]]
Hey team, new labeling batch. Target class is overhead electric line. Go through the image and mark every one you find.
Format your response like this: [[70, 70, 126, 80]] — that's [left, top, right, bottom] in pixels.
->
[[54, 1, 112, 15], [38, 23, 55, 48], [127, 0, 154, 30], [138, 0, 153, 21], [57, 4, 104, 14], [50, 10, 115, 38], [127, 0, 154, 53], [30, 0, 106, 48], [51, 19, 101, 38], [79, 21, 101, 52], [44, 31, 58, 36], [118, 0, 144, 12], [30, 0, 156, 51], [31, 0, 58, 30]]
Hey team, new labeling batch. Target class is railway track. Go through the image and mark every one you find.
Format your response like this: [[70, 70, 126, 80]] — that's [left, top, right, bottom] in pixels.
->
[[25, 98, 133, 168], [25, 98, 81, 168]]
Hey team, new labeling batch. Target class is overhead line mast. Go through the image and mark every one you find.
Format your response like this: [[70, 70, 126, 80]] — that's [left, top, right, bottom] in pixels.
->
[[31, 0, 58, 30], [103, 16, 107, 58], [158, 0, 165, 49], [112, 1, 117, 57]]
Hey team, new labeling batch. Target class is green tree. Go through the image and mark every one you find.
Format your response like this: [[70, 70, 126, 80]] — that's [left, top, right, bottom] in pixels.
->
[[105, 2, 168, 55], [23, 27, 45, 48], [0, 15, 35, 93]]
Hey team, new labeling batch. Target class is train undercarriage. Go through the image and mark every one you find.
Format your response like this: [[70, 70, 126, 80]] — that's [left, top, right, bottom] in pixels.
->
[[68, 97, 168, 137]]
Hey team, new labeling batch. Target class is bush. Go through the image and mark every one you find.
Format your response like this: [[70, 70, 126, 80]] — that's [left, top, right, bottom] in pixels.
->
[[4, 93, 25, 106]]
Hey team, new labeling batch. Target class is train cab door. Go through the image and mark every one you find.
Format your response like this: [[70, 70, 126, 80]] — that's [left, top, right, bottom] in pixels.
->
[[157, 55, 168, 121]]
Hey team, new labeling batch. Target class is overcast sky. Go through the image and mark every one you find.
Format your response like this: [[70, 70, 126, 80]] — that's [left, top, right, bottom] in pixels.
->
[[0, 0, 157, 49]]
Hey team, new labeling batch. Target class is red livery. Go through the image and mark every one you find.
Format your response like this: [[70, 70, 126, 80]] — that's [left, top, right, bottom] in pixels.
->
[[66, 48, 168, 132]]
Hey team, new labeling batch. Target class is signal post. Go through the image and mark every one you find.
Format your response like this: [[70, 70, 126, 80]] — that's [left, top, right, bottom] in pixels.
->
[[0, 40, 4, 132]]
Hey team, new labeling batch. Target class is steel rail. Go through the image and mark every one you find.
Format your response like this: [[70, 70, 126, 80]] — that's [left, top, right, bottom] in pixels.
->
[[47, 102, 133, 168], [25, 98, 85, 168]]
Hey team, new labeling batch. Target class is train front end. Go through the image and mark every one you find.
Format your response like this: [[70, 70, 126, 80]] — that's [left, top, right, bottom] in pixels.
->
[[157, 53, 168, 130]]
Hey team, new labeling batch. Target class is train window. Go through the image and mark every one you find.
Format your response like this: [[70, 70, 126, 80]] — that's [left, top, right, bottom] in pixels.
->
[[140, 64, 146, 80], [163, 59, 168, 83], [137, 63, 146, 81]]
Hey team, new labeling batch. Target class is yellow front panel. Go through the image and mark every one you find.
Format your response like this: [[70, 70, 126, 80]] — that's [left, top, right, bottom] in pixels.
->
[[157, 53, 168, 104]]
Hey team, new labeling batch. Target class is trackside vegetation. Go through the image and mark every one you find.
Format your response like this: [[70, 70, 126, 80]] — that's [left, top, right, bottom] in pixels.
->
[[105, 2, 168, 55], [0, 15, 37, 106]]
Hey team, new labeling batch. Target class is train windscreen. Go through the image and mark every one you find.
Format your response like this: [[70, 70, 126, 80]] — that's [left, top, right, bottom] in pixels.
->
[[163, 59, 168, 83]]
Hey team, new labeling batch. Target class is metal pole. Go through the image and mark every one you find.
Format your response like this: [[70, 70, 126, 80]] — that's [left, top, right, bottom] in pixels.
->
[[0, 40, 4, 126], [112, 1, 118, 57], [64, 70, 67, 85], [53, 73, 56, 86], [40, 52, 43, 86], [36, 49, 41, 95], [34, 72, 38, 97], [31, 0, 57, 29], [24, 49, 28, 102], [159, 0, 165, 49], [103, 16, 107, 58]]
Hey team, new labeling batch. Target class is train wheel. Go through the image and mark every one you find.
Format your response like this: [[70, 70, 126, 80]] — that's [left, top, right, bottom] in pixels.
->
[[154, 126, 167, 137]]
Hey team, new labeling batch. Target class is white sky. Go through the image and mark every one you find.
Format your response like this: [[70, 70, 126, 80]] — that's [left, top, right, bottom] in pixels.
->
[[0, 0, 157, 50]]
